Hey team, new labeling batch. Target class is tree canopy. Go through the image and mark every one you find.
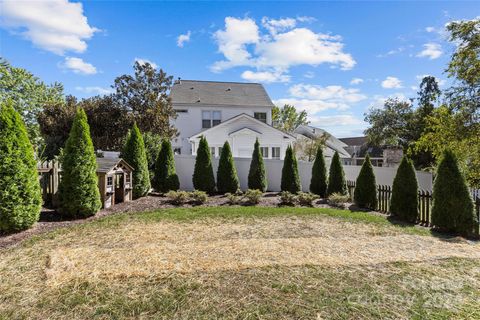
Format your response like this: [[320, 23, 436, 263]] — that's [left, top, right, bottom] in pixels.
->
[[272, 104, 309, 133]]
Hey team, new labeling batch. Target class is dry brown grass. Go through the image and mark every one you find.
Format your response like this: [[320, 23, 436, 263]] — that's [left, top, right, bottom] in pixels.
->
[[0, 208, 479, 319]]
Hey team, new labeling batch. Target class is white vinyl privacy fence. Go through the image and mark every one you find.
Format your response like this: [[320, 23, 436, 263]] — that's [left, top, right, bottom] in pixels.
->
[[174, 155, 433, 192]]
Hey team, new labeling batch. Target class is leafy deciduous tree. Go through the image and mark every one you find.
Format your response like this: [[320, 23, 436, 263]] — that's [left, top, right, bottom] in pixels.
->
[[272, 104, 309, 133]]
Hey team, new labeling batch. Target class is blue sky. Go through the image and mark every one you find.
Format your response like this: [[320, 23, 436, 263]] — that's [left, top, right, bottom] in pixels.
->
[[1, 1, 478, 137]]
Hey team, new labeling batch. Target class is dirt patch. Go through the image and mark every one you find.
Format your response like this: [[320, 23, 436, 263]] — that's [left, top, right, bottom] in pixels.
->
[[43, 217, 480, 286]]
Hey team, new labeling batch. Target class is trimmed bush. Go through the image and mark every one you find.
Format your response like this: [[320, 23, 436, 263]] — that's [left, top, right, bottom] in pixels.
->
[[225, 192, 243, 205], [121, 123, 151, 199], [248, 138, 267, 192], [327, 193, 350, 209], [297, 192, 319, 207], [310, 147, 327, 197], [166, 190, 189, 205], [192, 136, 216, 194], [244, 189, 262, 205], [280, 191, 297, 206], [353, 154, 378, 210], [390, 156, 418, 222], [152, 139, 179, 193], [58, 108, 101, 218], [431, 149, 477, 237], [190, 190, 208, 205], [281, 145, 302, 193], [0, 101, 42, 232], [327, 151, 347, 196], [217, 141, 240, 194]]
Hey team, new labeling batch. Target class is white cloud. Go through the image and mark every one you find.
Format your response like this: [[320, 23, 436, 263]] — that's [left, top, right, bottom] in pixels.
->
[[177, 31, 191, 47], [425, 26, 436, 33], [377, 46, 405, 58], [134, 58, 158, 69], [303, 71, 315, 78], [309, 114, 364, 127], [211, 17, 355, 82], [61, 57, 96, 74], [350, 78, 363, 85], [0, 0, 98, 55], [416, 43, 442, 59], [75, 86, 114, 95], [381, 76, 403, 89], [241, 70, 290, 83], [369, 93, 409, 109]]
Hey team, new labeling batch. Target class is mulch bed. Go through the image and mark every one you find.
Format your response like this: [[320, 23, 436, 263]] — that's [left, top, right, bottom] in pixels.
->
[[0, 193, 340, 250]]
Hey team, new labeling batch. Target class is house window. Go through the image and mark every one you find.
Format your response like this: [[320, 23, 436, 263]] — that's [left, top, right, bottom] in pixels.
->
[[202, 110, 221, 128], [125, 174, 131, 183], [254, 112, 267, 123], [218, 147, 223, 157], [210, 147, 216, 157], [272, 147, 281, 159], [107, 176, 113, 187], [173, 147, 181, 155], [175, 109, 188, 113], [260, 147, 269, 158]]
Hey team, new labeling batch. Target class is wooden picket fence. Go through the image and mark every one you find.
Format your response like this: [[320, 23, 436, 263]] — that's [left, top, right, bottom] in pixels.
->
[[37, 160, 60, 207], [346, 180, 480, 233]]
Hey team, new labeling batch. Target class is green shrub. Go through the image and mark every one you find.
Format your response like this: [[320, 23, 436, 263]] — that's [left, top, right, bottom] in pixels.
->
[[166, 190, 190, 205], [121, 123, 151, 199], [58, 108, 101, 218], [142, 132, 163, 184], [216, 141, 240, 194], [297, 192, 319, 207], [310, 147, 327, 197], [0, 101, 42, 232], [280, 191, 297, 206], [248, 138, 267, 192], [225, 191, 243, 205], [152, 139, 179, 193], [281, 145, 302, 193], [431, 149, 477, 237], [327, 193, 350, 208], [190, 190, 208, 205], [192, 136, 215, 194], [244, 189, 263, 205], [353, 155, 378, 210], [327, 151, 347, 196], [390, 156, 418, 223]]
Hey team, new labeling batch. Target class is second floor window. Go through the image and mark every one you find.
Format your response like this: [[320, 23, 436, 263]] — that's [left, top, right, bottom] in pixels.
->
[[254, 112, 267, 123], [272, 147, 280, 159], [202, 110, 221, 128]]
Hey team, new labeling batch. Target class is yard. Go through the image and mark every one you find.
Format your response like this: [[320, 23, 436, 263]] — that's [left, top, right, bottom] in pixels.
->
[[1, 202, 480, 319]]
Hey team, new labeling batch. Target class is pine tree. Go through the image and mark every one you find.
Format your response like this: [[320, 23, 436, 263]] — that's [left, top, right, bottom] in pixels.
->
[[217, 141, 240, 194], [310, 147, 327, 197], [390, 156, 418, 222], [0, 101, 42, 232], [432, 149, 477, 237], [354, 154, 378, 209], [327, 151, 347, 196], [121, 123, 150, 199], [152, 139, 179, 193], [248, 138, 267, 192], [281, 145, 302, 193], [58, 108, 101, 218], [192, 136, 216, 194]]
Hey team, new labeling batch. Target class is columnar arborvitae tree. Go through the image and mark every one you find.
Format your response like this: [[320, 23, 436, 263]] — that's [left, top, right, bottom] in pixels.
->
[[217, 141, 240, 194], [390, 156, 418, 222], [432, 149, 477, 237], [310, 147, 327, 197], [281, 145, 302, 193], [327, 151, 347, 196], [192, 136, 215, 194], [354, 154, 378, 209], [0, 101, 42, 232], [152, 139, 179, 193], [58, 108, 101, 218], [121, 123, 151, 199], [248, 138, 267, 192]]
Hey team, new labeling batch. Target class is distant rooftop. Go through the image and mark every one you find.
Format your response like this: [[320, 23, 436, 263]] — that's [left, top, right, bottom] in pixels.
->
[[339, 136, 368, 146], [170, 79, 275, 107]]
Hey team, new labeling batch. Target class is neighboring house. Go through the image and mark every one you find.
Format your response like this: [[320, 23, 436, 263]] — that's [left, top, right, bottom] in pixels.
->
[[170, 79, 295, 159], [293, 125, 351, 161], [339, 136, 403, 167]]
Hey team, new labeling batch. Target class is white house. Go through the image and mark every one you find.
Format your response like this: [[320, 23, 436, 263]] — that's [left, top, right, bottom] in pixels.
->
[[170, 80, 295, 159]]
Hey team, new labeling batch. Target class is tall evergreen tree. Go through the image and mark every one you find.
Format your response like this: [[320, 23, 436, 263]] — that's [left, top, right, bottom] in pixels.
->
[[0, 101, 42, 232], [354, 155, 378, 209], [121, 123, 151, 199], [432, 149, 477, 237], [248, 138, 267, 192], [192, 136, 215, 194], [217, 141, 240, 194], [152, 139, 179, 193], [58, 108, 101, 218], [281, 145, 302, 193], [327, 151, 347, 196], [390, 156, 418, 222], [310, 147, 327, 197]]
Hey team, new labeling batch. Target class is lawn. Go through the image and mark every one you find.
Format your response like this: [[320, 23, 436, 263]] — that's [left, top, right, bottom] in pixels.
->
[[1, 206, 479, 319]]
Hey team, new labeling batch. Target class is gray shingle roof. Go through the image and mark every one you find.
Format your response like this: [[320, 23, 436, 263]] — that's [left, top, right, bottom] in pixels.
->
[[170, 80, 275, 107], [96, 157, 133, 173]]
